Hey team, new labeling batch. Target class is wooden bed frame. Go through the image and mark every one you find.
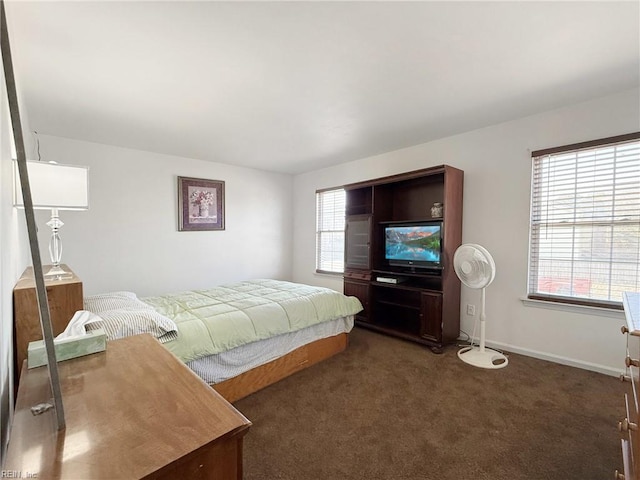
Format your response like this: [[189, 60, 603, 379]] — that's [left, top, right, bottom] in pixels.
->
[[213, 332, 348, 402], [13, 267, 350, 403]]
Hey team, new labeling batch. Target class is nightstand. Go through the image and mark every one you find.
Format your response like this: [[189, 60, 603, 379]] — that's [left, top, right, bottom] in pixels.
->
[[12, 265, 83, 383]]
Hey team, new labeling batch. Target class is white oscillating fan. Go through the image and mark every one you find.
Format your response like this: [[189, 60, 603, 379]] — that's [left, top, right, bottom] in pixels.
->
[[454, 244, 508, 369]]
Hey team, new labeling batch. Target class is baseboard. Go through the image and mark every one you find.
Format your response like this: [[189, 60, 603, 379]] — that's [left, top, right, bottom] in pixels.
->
[[460, 338, 621, 377]]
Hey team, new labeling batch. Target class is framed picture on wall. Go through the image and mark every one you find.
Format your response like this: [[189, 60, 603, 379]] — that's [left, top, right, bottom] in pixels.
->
[[178, 176, 225, 231]]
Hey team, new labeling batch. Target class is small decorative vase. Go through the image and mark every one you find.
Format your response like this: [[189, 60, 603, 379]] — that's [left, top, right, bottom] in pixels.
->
[[199, 205, 209, 218], [431, 202, 443, 218]]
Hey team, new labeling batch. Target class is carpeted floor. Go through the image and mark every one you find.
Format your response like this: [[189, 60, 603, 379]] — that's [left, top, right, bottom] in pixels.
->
[[235, 327, 627, 480]]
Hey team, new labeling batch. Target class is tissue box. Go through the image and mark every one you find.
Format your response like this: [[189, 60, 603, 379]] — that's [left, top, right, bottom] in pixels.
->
[[27, 328, 107, 368]]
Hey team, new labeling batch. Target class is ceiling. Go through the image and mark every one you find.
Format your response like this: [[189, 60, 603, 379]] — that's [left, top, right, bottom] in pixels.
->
[[5, 1, 639, 175]]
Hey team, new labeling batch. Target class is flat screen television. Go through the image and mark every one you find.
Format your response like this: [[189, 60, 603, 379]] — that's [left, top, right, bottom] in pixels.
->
[[384, 221, 443, 270]]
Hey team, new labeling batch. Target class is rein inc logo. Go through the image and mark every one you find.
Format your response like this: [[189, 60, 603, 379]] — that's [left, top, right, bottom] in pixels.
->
[[1, 472, 37, 478]]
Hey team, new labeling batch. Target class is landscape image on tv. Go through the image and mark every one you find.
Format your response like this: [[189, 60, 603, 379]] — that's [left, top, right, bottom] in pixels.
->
[[385, 225, 441, 263]]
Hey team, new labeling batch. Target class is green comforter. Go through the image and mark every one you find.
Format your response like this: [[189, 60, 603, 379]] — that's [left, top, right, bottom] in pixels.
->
[[143, 279, 363, 363]]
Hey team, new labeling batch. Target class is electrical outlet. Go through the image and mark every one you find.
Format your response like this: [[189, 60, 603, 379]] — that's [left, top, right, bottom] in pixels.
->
[[466, 304, 476, 316]]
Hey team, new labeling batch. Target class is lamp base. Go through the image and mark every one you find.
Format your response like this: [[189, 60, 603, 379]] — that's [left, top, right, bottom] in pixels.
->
[[44, 265, 73, 280]]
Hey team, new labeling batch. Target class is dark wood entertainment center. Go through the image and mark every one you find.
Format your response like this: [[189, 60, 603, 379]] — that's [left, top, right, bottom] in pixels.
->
[[343, 165, 464, 352]]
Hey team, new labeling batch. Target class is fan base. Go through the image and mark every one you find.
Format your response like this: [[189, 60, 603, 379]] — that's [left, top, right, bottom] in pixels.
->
[[458, 346, 508, 369]]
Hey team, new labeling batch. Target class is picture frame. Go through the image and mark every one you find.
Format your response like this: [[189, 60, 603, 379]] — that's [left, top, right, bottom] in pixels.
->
[[178, 176, 225, 231]]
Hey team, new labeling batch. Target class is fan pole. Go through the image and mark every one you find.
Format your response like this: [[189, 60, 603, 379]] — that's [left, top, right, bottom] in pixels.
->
[[479, 287, 486, 352]]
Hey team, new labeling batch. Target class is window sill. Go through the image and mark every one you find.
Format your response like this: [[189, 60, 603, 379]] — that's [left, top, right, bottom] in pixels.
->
[[521, 297, 625, 319], [314, 270, 344, 278]]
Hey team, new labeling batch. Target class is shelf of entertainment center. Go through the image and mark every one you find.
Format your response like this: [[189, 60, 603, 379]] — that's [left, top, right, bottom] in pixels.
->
[[377, 218, 442, 224], [372, 269, 441, 277], [371, 281, 440, 310], [375, 299, 421, 311], [362, 281, 444, 348], [372, 270, 442, 290], [371, 280, 440, 292]]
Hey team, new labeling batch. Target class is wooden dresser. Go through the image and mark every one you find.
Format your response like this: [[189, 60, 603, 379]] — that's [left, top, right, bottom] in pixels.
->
[[618, 292, 640, 480], [13, 265, 83, 382], [4, 334, 252, 479]]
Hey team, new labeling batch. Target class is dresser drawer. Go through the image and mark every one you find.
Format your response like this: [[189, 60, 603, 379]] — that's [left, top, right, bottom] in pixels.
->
[[621, 393, 639, 463], [625, 348, 640, 415], [618, 438, 633, 480]]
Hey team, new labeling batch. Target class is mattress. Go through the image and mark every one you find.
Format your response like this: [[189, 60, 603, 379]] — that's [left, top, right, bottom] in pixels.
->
[[187, 315, 354, 384]]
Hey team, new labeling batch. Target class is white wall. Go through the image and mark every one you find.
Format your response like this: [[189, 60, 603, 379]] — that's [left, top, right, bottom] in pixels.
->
[[292, 87, 640, 375], [36, 135, 293, 297], [0, 59, 31, 464]]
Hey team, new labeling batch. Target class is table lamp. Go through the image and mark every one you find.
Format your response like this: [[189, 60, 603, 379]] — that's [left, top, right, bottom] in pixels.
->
[[14, 160, 89, 277]]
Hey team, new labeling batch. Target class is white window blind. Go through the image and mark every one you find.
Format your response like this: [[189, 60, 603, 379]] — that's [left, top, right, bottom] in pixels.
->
[[316, 188, 346, 273], [528, 133, 640, 308]]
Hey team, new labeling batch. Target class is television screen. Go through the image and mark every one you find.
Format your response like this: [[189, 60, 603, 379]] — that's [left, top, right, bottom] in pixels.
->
[[385, 223, 442, 266]]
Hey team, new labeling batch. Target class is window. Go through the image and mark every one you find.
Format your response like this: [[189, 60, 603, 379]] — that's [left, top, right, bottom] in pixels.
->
[[316, 188, 346, 274], [528, 132, 640, 309]]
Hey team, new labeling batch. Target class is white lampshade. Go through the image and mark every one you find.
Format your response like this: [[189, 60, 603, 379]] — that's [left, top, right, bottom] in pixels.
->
[[14, 160, 89, 210]]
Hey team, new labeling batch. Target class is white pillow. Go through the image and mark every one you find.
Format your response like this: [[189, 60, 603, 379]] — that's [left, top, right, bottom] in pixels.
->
[[84, 292, 177, 343], [86, 309, 177, 342], [84, 291, 151, 313]]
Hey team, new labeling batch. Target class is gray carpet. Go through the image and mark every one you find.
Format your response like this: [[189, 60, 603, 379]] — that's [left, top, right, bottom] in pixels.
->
[[235, 327, 626, 480]]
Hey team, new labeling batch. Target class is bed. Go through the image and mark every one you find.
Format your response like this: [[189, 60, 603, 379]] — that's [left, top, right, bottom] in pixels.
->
[[16, 278, 363, 403]]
